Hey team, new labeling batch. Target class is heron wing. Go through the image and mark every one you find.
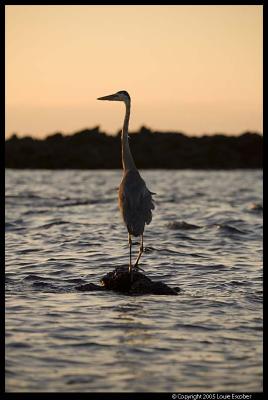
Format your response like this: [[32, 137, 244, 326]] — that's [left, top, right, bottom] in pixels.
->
[[119, 173, 154, 236], [140, 185, 155, 225]]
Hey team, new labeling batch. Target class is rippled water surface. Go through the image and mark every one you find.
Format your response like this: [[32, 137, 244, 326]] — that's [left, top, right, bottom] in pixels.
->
[[5, 169, 263, 392]]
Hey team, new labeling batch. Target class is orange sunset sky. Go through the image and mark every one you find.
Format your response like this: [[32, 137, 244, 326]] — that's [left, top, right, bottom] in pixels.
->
[[5, 5, 263, 138]]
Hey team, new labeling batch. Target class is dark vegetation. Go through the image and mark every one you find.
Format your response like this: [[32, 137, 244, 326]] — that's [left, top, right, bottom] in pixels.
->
[[5, 126, 262, 169]]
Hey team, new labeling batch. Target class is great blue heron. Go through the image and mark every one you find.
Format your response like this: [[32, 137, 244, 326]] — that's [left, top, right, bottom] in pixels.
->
[[97, 90, 155, 279]]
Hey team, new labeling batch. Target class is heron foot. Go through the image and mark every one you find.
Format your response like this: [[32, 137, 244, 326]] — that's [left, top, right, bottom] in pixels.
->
[[133, 264, 145, 272], [129, 264, 133, 282]]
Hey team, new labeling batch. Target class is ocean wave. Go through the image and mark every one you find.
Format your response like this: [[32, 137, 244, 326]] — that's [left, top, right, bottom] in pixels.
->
[[215, 224, 247, 235], [38, 220, 69, 229], [5, 222, 25, 231], [167, 221, 201, 230], [6, 194, 114, 208], [6, 169, 263, 393]]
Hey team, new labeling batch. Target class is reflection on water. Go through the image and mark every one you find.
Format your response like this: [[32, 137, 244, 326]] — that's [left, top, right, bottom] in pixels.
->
[[5, 169, 263, 392]]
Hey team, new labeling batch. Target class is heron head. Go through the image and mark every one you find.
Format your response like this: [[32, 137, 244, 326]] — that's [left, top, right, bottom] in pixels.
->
[[97, 90, 130, 103]]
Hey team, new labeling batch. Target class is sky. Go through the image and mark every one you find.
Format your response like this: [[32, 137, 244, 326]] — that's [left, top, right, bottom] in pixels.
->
[[5, 5, 263, 138]]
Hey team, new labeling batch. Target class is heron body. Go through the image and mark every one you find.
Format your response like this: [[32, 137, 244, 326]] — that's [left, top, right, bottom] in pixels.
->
[[118, 169, 154, 237], [97, 90, 154, 278]]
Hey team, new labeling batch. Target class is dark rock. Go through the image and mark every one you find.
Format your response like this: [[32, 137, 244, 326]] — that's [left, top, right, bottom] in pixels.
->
[[101, 266, 151, 293], [130, 278, 179, 295], [75, 266, 180, 296]]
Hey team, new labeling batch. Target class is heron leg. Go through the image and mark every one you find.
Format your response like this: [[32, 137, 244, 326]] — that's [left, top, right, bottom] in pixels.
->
[[128, 233, 133, 280], [133, 234, 144, 269]]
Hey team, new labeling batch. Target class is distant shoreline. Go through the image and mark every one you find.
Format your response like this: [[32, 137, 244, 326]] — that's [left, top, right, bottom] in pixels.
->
[[5, 126, 263, 170]]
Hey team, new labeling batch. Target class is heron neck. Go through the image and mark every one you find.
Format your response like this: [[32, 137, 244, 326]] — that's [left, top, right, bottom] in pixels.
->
[[121, 101, 136, 172]]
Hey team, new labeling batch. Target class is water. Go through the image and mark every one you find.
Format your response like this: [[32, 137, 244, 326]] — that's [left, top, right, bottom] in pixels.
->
[[5, 169, 263, 392]]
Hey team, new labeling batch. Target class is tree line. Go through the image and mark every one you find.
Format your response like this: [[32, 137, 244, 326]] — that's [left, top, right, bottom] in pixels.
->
[[5, 126, 263, 169]]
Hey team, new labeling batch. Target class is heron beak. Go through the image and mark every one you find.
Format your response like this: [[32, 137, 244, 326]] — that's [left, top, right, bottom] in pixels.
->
[[97, 93, 118, 101]]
